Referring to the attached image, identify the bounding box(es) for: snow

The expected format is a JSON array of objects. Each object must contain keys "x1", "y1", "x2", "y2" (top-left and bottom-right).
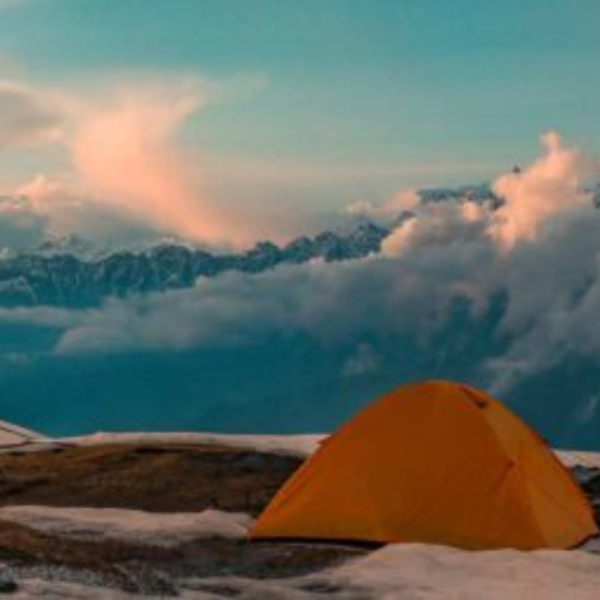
[
  {"x1": 0, "y1": 419, "x2": 49, "y2": 449},
  {"x1": 0, "y1": 506, "x2": 254, "y2": 547},
  {"x1": 555, "y1": 450, "x2": 600, "y2": 470},
  {"x1": 2, "y1": 507, "x2": 600, "y2": 598},
  {"x1": 44, "y1": 431, "x2": 600, "y2": 468},
  {"x1": 321, "y1": 544, "x2": 600, "y2": 600},
  {"x1": 0, "y1": 426, "x2": 596, "y2": 469},
  {"x1": 11, "y1": 579, "x2": 141, "y2": 600},
  {"x1": 59, "y1": 431, "x2": 325, "y2": 457},
  {"x1": 8, "y1": 546, "x2": 600, "y2": 599},
  {"x1": 179, "y1": 545, "x2": 600, "y2": 599},
  {"x1": 10, "y1": 579, "x2": 223, "y2": 599},
  {"x1": 0, "y1": 427, "x2": 596, "y2": 597}
]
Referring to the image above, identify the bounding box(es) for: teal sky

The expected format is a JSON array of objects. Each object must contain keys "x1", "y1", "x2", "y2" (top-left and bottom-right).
[{"x1": 0, "y1": 0, "x2": 599, "y2": 222}]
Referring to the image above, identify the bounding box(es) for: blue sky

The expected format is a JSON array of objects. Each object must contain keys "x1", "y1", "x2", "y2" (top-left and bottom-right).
[
  {"x1": 0, "y1": 0, "x2": 598, "y2": 240},
  {"x1": 2, "y1": 2, "x2": 600, "y2": 444}
]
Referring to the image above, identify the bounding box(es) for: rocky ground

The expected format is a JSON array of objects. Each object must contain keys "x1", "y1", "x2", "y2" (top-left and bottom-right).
[
  {"x1": 0, "y1": 443, "x2": 367, "y2": 596},
  {"x1": 0, "y1": 442, "x2": 595, "y2": 597}
]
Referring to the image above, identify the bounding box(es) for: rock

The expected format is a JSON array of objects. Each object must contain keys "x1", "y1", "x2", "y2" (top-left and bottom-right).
[{"x1": 0, "y1": 577, "x2": 17, "y2": 594}]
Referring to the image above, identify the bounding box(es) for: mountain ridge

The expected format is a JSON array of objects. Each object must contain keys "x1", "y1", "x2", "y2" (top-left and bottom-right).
[{"x1": 0, "y1": 223, "x2": 389, "y2": 306}]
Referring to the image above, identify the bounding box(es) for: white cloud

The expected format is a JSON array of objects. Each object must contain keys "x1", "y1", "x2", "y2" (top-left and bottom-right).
[
  {"x1": 344, "y1": 189, "x2": 420, "y2": 221},
  {"x1": 49, "y1": 210, "x2": 497, "y2": 356}
]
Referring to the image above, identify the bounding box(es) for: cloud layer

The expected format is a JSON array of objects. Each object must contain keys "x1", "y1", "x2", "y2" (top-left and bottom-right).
[
  {"x1": 2, "y1": 133, "x2": 591, "y2": 396},
  {"x1": 1, "y1": 123, "x2": 600, "y2": 412}
]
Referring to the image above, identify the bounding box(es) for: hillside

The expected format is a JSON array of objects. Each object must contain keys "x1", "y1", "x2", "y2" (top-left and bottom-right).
[{"x1": 0, "y1": 437, "x2": 595, "y2": 596}]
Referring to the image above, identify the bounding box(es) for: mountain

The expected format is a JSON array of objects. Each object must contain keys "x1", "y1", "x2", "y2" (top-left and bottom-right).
[
  {"x1": 0, "y1": 223, "x2": 389, "y2": 306},
  {"x1": 0, "y1": 181, "x2": 513, "y2": 307},
  {"x1": 418, "y1": 184, "x2": 503, "y2": 208},
  {"x1": 2, "y1": 183, "x2": 600, "y2": 449}
]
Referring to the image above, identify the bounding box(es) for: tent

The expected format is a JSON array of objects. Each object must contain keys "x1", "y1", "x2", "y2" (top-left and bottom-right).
[{"x1": 251, "y1": 380, "x2": 598, "y2": 550}]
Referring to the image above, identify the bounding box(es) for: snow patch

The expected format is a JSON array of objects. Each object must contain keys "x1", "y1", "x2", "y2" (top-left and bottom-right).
[
  {"x1": 51, "y1": 432, "x2": 600, "y2": 467},
  {"x1": 11, "y1": 579, "x2": 139, "y2": 599},
  {"x1": 4, "y1": 536, "x2": 600, "y2": 598},
  {"x1": 60, "y1": 431, "x2": 325, "y2": 457},
  {"x1": 0, "y1": 506, "x2": 254, "y2": 547},
  {"x1": 181, "y1": 544, "x2": 600, "y2": 599},
  {"x1": 329, "y1": 544, "x2": 600, "y2": 600},
  {"x1": 323, "y1": 544, "x2": 600, "y2": 599},
  {"x1": 555, "y1": 450, "x2": 600, "y2": 470}
]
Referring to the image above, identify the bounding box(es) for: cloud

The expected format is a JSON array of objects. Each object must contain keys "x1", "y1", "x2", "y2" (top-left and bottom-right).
[
  {"x1": 344, "y1": 189, "x2": 420, "y2": 221},
  {"x1": 486, "y1": 209, "x2": 600, "y2": 391},
  {"x1": 381, "y1": 200, "x2": 490, "y2": 264},
  {"x1": 2, "y1": 131, "x2": 600, "y2": 405},
  {"x1": 489, "y1": 132, "x2": 597, "y2": 250},
  {"x1": 0, "y1": 174, "x2": 154, "y2": 244},
  {"x1": 6, "y1": 133, "x2": 584, "y2": 400},
  {"x1": 0, "y1": 305, "x2": 78, "y2": 328},
  {"x1": 0, "y1": 76, "x2": 259, "y2": 248},
  {"x1": 342, "y1": 343, "x2": 380, "y2": 377},
  {"x1": 0, "y1": 81, "x2": 62, "y2": 151},
  {"x1": 68, "y1": 80, "x2": 248, "y2": 247},
  {"x1": 49, "y1": 208, "x2": 497, "y2": 356}
]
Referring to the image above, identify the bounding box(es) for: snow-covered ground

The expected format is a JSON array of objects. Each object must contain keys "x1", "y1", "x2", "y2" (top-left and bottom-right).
[
  {"x1": 2, "y1": 505, "x2": 600, "y2": 598},
  {"x1": 179, "y1": 546, "x2": 600, "y2": 599},
  {"x1": 0, "y1": 431, "x2": 598, "y2": 597},
  {"x1": 6, "y1": 579, "x2": 138, "y2": 600},
  {"x1": 5, "y1": 543, "x2": 600, "y2": 599},
  {"x1": 5, "y1": 429, "x2": 600, "y2": 471},
  {"x1": 326, "y1": 544, "x2": 600, "y2": 600},
  {"x1": 56, "y1": 432, "x2": 600, "y2": 468},
  {"x1": 301, "y1": 544, "x2": 600, "y2": 600},
  {"x1": 58, "y1": 431, "x2": 325, "y2": 458},
  {"x1": 556, "y1": 450, "x2": 600, "y2": 470},
  {"x1": 0, "y1": 506, "x2": 254, "y2": 547}
]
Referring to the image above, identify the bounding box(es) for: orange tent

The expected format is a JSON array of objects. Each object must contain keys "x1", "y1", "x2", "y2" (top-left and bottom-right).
[{"x1": 251, "y1": 380, "x2": 598, "y2": 549}]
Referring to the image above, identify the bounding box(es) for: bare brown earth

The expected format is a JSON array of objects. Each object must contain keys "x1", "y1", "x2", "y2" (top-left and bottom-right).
[
  {"x1": 0, "y1": 443, "x2": 302, "y2": 515},
  {"x1": 0, "y1": 444, "x2": 368, "y2": 595}
]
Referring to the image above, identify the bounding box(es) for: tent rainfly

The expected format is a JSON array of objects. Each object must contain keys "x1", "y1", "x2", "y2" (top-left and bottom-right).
[{"x1": 251, "y1": 380, "x2": 598, "y2": 550}]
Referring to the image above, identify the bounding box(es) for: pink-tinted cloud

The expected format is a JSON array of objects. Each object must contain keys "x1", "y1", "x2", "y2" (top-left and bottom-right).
[
  {"x1": 0, "y1": 76, "x2": 263, "y2": 247},
  {"x1": 489, "y1": 132, "x2": 597, "y2": 250},
  {"x1": 68, "y1": 83, "x2": 249, "y2": 247}
]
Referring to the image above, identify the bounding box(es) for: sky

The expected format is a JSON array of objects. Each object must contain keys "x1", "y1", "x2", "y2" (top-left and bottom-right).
[
  {"x1": 1, "y1": 1, "x2": 600, "y2": 443},
  {"x1": 0, "y1": 0, "x2": 599, "y2": 245}
]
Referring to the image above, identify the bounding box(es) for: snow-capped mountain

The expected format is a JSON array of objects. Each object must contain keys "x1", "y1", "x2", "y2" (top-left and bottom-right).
[
  {"x1": 34, "y1": 235, "x2": 105, "y2": 260},
  {"x1": 0, "y1": 223, "x2": 389, "y2": 306},
  {"x1": 0, "y1": 179, "x2": 584, "y2": 308},
  {"x1": 418, "y1": 184, "x2": 503, "y2": 208}
]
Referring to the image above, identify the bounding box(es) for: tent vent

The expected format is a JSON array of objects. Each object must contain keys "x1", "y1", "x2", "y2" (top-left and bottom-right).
[{"x1": 461, "y1": 385, "x2": 488, "y2": 409}]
